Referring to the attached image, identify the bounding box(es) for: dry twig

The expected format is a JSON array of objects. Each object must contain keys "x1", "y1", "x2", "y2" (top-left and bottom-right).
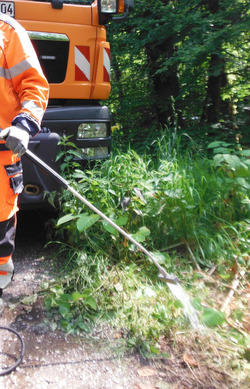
[
  {"x1": 185, "y1": 242, "x2": 201, "y2": 271},
  {"x1": 221, "y1": 271, "x2": 245, "y2": 314}
]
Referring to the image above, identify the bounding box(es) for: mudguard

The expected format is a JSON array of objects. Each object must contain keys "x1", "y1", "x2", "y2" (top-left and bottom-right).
[{"x1": 19, "y1": 131, "x2": 61, "y2": 210}]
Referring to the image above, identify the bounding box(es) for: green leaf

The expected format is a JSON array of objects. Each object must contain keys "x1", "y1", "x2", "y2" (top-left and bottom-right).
[
  {"x1": 201, "y1": 308, "x2": 225, "y2": 328},
  {"x1": 50, "y1": 297, "x2": 58, "y2": 308},
  {"x1": 72, "y1": 292, "x2": 84, "y2": 302},
  {"x1": 150, "y1": 345, "x2": 160, "y2": 354},
  {"x1": 76, "y1": 214, "x2": 100, "y2": 232},
  {"x1": 236, "y1": 166, "x2": 250, "y2": 179},
  {"x1": 81, "y1": 289, "x2": 92, "y2": 297},
  {"x1": 55, "y1": 151, "x2": 65, "y2": 161},
  {"x1": 72, "y1": 170, "x2": 87, "y2": 179},
  {"x1": 219, "y1": 273, "x2": 231, "y2": 280},
  {"x1": 50, "y1": 285, "x2": 64, "y2": 296},
  {"x1": 44, "y1": 297, "x2": 52, "y2": 311},
  {"x1": 116, "y1": 215, "x2": 128, "y2": 226},
  {"x1": 241, "y1": 199, "x2": 250, "y2": 205},
  {"x1": 84, "y1": 296, "x2": 97, "y2": 310},
  {"x1": 57, "y1": 214, "x2": 78, "y2": 226},
  {"x1": 77, "y1": 321, "x2": 90, "y2": 332},
  {"x1": 208, "y1": 141, "x2": 232, "y2": 149},
  {"x1": 131, "y1": 226, "x2": 150, "y2": 243},
  {"x1": 213, "y1": 147, "x2": 232, "y2": 154},
  {"x1": 59, "y1": 302, "x2": 71, "y2": 318},
  {"x1": 149, "y1": 251, "x2": 168, "y2": 265},
  {"x1": 102, "y1": 221, "x2": 118, "y2": 237},
  {"x1": 101, "y1": 215, "x2": 127, "y2": 237},
  {"x1": 241, "y1": 149, "x2": 250, "y2": 157},
  {"x1": 213, "y1": 154, "x2": 225, "y2": 167},
  {"x1": 223, "y1": 154, "x2": 241, "y2": 169},
  {"x1": 60, "y1": 293, "x2": 73, "y2": 303}
]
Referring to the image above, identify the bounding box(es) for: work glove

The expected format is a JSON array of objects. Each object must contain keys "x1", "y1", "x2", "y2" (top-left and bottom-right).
[{"x1": 0, "y1": 124, "x2": 30, "y2": 157}]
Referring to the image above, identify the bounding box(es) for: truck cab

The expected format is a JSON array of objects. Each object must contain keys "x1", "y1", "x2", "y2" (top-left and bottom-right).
[{"x1": 1, "y1": 0, "x2": 133, "y2": 209}]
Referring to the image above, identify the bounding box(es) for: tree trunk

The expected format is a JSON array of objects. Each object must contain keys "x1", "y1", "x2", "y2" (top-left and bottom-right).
[
  {"x1": 145, "y1": 37, "x2": 183, "y2": 128},
  {"x1": 201, "y1": 54, "x2": 227, "y2": 124},
  {"x1": 201, "y1": 0, "x2": 230, "y2": 125}
]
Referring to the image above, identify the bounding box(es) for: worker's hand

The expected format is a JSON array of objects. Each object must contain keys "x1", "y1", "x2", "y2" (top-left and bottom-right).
[{"x1": 0, "y1": 124, "x2": 30, "y2": 157}]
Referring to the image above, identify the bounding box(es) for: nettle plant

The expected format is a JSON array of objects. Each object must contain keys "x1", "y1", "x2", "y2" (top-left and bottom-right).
[{"x1": 208, "y1": 140, "x2": 250, "y2": 215}]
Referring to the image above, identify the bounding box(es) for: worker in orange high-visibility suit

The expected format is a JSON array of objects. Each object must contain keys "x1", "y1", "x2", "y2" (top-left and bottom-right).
[{"x1": 0, "y1": 12, "x2": 49, "y2": 315}]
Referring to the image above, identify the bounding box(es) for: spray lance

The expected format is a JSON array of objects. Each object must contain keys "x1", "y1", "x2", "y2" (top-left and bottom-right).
[
  {"x1": 0, "y1": 124, "x2": 177, "y2": 285},
  {"x1": 24, "y1": 149, "x2": 179, "y2": 286}
]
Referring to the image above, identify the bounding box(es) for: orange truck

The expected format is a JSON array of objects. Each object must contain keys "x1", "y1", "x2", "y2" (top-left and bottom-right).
[{"x1": 0, "y1": 0, "x2": 133, "y2": 209}]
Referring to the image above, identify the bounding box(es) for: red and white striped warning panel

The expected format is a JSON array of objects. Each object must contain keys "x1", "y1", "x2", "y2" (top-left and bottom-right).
[
  {"x1": 103, "y1": 47, "x2": 110, "y2": 82},
  {"x1": 75, "y1": 46, "x2": 90, "y2": 81}
]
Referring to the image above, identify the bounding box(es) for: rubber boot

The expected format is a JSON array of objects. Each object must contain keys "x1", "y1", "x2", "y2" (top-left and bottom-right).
[
  {"x1": 0, "y1": 288, "x2": 3, "y2": 317},
  {"x1": 0, "y1": 257, "x2": 14, "y2": 290},
  {"x1": 0, "y1": 258, "x2": 14, "y2": 317}
]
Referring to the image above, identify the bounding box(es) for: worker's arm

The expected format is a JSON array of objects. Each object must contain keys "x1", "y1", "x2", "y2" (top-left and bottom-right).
[{"x1": 4, "y1": 20, "x2": 49, "y2": 136}]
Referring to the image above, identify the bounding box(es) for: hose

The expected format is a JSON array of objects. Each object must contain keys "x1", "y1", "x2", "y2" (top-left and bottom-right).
[{"x1": 0, "y1": 326, "x2": 25, "y2": 376}]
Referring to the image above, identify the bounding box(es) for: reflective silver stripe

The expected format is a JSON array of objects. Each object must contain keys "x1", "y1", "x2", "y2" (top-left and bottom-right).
[
  {"x1": 9, "y1": 58, "x2": 34, "y2": 79},
  {"x1": 0, "y1": 56, "x2": 41, "y2": 80},
  {"x1": 22, "y1": 101, "x2": 44, "y2": 122},
  {"x1": 0, "y1": 67, "x2": 6, "y2": 78},
  {"x1": 0, "y1": 58, "x2": 32, "y2": 79}
]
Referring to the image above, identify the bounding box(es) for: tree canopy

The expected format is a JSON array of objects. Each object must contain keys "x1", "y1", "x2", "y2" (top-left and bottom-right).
[{"x1": 107, "y1": 0, "x2": 249, "y2": 150}]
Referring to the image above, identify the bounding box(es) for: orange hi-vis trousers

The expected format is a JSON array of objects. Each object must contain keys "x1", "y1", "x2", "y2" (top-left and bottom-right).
[{"x1": 0, "y1": 146, "x2": 22, "y2": 289}]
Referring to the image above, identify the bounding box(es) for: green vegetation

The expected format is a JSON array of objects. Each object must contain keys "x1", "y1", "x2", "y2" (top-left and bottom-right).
[{"x1": 43, "y1": 134, "x2": 249, "y2": 367}]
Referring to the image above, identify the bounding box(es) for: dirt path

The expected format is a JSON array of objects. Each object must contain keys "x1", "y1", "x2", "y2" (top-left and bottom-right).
[{"x1": 0, "y1": 211, "x2": 245, "y2": 388}]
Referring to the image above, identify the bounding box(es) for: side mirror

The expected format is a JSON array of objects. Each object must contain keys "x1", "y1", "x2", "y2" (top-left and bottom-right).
[{"x1": 124, "y1": 0, "x2": 134, "y2": 11}]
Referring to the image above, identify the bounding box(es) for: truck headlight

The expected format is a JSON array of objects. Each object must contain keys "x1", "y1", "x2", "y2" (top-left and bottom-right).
[
  {"x1": 77, "y1": 147, "x2": 109, "y2": 160},
  {"x1": 77, "y1": 123, "x2": 107, "y2": 139}
]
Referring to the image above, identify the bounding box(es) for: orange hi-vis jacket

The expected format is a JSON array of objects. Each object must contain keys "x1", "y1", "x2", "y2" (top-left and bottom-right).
[{"x1": 0, "y1": 12, "x2": 49, "y2": 222}]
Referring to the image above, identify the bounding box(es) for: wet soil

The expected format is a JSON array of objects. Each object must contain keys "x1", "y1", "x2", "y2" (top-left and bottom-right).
[{"x1": 0, "y1": 211, "x2": 247, "y2": 388}]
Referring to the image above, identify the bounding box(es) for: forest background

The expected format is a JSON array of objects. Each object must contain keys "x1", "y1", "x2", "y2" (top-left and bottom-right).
[{"x1": 107, "y1": 0, "x2": 249, "y2": 152}]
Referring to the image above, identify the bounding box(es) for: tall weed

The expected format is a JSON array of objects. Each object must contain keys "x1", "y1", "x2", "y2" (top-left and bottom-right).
[{"x1": 56, "y1": 136, "x2": 248, "y2": 268}]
